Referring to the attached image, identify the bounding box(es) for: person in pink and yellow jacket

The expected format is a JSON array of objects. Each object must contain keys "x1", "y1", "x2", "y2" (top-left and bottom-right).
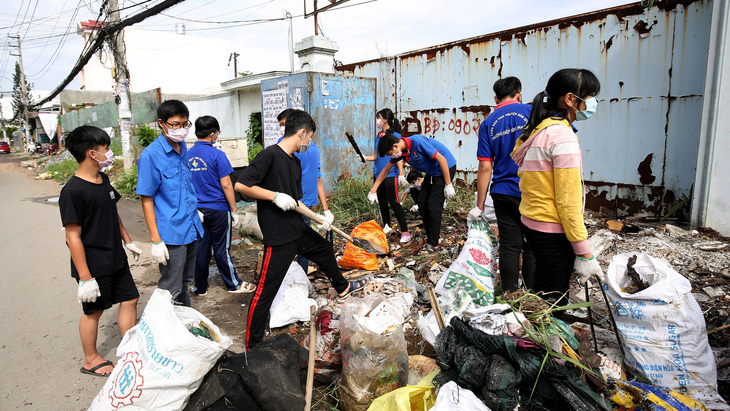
[{"x1": 511, "y1": 68, "x2": 605, "y2": 305}]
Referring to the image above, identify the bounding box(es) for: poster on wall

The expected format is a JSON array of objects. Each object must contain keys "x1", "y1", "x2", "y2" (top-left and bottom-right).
[{"x1": 262, "y1": 89, "x2": 288, "y2": 147}]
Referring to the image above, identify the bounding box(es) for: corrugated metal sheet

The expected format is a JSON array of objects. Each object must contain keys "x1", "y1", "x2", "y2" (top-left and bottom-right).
[{"x1": 337, "y1": 0, "x2": 712, "y2": 218}]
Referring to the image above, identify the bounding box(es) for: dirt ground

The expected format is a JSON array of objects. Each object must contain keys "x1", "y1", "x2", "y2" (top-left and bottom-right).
[{"x1": 3, "y1": 151, "x2": 729, "y2": 409}]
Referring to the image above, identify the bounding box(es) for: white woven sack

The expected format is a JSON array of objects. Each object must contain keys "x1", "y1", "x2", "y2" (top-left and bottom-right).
[
  {"x1": 89, "y1": 289, "x2": 231, "y2": 410},
  {"x1": 606, "y1": 252, "x2": 727, "y2": 409}
]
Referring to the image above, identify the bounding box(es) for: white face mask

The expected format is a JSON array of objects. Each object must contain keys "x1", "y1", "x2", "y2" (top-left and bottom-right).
[
  {"x1": 279, "y1": 125, "x2": 286, "y2": 138},
  {"x1": 166, "y1": 127, "x2": 188, "y2": 143},
  {"x1": 93, "y1": 149, "x2": 114, "y2": 168},
  {"x1": 376, "y1": 119, "x2": 383, "y2": 131},
  {"x1": 390, "y1": 148, "x2": 402, "y2": 159}
]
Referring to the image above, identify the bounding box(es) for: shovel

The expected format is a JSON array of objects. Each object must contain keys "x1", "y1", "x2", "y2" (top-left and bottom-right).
[{"x1": 295, "y1": 205, "x2": 387, "y2": 255}]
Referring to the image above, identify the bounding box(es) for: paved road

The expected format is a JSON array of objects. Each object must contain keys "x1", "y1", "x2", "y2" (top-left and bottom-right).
[{"x1": 0, "y1": 154, "x2": 153, "y2": 410}]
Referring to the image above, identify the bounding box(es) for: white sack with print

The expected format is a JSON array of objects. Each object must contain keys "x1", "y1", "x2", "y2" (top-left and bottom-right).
[
  {"x1": 605, "y1": 252, "x2": 727, "y2": 409},
  {"x1": 89, "y1": 289, "x2": 231, "y2": 410}
]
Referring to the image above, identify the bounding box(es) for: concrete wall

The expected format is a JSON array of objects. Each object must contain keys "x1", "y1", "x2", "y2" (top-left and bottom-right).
[
  {"x1": 179, "y1": 92, "x2": 248, "y2": 168},
  {"x1": 693, "y1": 0, "x2": 730, "y2": 235},
  {"x1": 338, "y1": 0, "x2": 713, "y2": 220}
]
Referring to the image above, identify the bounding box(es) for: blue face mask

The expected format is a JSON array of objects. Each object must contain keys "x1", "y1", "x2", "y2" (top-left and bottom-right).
[{"x1": 574, "y1": 96, "x2": 598, "y2": 121}]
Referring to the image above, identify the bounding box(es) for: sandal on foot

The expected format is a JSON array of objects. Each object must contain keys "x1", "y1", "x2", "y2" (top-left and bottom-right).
[
  {"x1": 339, "y1": 279, "x2": 367, "y2": 299},
  {"x1": 229, "y1": 281, "x2": 256, "y2": 294},
  {"x1": 80, "y1": 360, "x2": 114, "y2": 377},
  {"x1": 418, "y1": 244, "x2": 438, "y2": 255}
]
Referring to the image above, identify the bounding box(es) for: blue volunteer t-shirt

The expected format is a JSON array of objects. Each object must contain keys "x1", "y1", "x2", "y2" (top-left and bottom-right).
[
  {"x1": 276, "y1": 137, "x2": 321, "y2": 207},
  {"x1": 187, "y1": 141, "x2": 234, "y2": 211},
  {"x1": 373, "y1": 131, "x2": 401, "y2": 178},
  {"x1": 391, "y1": 134, "x2": 456, "y2": 176},
  {"x1": 476, "y1": 101, "x2": 531, "y2": 197}
]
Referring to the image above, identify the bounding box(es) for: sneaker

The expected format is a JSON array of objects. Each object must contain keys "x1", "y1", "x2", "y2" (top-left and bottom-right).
[
  {"x1": 383, "y1": 224, "x2": 393, "y2": 235},
  {"x1": 400, "y1": 232, "x2": 412, "y2": 243},
  {"x1": 191, "y1": 287, "x2": 207, "y2": 296}
]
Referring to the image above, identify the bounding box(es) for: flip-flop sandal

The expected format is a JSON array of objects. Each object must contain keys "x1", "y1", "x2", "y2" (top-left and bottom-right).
[
  {"x1": 228, "y1": 281, "x2": 256, "y2": 294},
  {"x1": 80, "y1": 360, "x2": 114, "y2": 377},
  {"x1": 338, "y1": 279, "x2": 367, "y2": 299},
  {"x1": 417, "y1": 244, "x2": 438, "y2": 255}
]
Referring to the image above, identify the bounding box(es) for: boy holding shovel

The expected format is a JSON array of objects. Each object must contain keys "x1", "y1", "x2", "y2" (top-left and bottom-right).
[{"x1": 235, "y1": 109, "x2": 365, "y2": 350}]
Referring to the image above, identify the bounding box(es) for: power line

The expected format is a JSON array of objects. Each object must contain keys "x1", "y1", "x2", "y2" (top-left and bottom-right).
[
  {"x1": 26, "y1": 0, "x2": 85, "y2": 78},
  {"x1": 32, "y1": 0, "x2": 186, "y2": 108},
  {"x1": 21, "y1": 0, "x2": 40, "y2": 41}
]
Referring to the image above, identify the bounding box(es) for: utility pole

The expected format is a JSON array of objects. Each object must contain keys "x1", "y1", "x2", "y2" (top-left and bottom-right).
[
  {"x1": 228, "y1": 52, "x2": 240, "y2": 78},
  {"x1": 108, "y1": 0, "x2": 134, "y2": 170},
  {"x1": 9, "y1": 35, "x2": 30, "y2": 147},
  {"x1": 0, "y1": 96, "x2": 7, "y2": 143}
]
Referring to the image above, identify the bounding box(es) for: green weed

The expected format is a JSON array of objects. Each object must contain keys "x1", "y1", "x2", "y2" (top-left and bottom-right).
[
  {"x1": 110, "y1": 138, "x2": 122, "y2": 155},
  {"x1": 46, "y1": 159, "x2": 78, "y2": 182},
  {"x1": 137, "y1": 124, "x2": 158, "y2": 147},
  {"x1": 327, "y1": 174, "x2": 379, "y2": 226},
  {"x1": 115, "y1": 165, "x2": 140, "y2": 199}
]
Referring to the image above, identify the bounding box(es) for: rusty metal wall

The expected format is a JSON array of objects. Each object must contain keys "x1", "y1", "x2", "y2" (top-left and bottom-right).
[
  {"x1": 337, "y1": 0, "x2": 712, "y2": 218},
  {"x1": 261, "y1": 73, "x2": 376, "y2": 194}
]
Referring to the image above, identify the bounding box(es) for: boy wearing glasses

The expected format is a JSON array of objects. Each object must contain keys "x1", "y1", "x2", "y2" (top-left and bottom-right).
[
  {"x1": 187, "y1": 115, "x2": 254, "y2": 295},
  {"x1": 136, "y1": 99, "x2": 203, "y2": 306}
]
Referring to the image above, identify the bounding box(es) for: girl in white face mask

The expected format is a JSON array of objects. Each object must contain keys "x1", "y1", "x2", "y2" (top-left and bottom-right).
[
  {"x1": 363, "y1": 108, "x2": 411, "y2": 243},
  {"x1": 510, "y1": 68, "x2": 603, "y2": 306}
]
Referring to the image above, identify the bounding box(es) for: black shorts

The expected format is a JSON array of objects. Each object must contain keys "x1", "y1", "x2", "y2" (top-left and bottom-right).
[{"x1": 78, "y1": 263, "x2": 139, "y2": 315}]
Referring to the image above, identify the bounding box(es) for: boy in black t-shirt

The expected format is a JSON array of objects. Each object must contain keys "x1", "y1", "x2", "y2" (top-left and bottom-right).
[
  {"x1": 235, "y1": 110, "x2": 365, "y2": 350},
  {"x1": 59, "y1": 125, "x2": 142, "y2": 377}
]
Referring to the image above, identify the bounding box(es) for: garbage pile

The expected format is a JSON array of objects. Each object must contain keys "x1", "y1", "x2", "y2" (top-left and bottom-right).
[{"x1": 188, "y1": 199, "x2": 730, "y2": 410}]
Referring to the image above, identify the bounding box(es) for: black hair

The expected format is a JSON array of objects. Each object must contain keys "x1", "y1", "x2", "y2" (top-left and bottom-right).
[
  {"x1": 283, "y1": 110, "x2": 316, "y2": 137},
  {"x1": 521, "y1": 68, "x2": 600, "y2": 141},
  {"x1": 157, "y1": 99, "x2": 189, "y2": 122},
  {"x1": 277, "y1": 108, "x2": 296, "y2": 122},
  {"x1": 377, "y1": 133, "x2": 401, "y2": 157},
  {"x1": 65, "y1": 125, "x2": 111, "y2": 163},
  {"x1": 194, "y1": 115, "x2": 220, "y2": 139},
  {"x1": 376, "y1": 108, "x2": 402, "y2": 135},
  {"x1": 406, "y1": 169, "x2": 423, "y2": 183},
  {"x1": 493, "y1": 76, "x2": 522, "y2": 101}
]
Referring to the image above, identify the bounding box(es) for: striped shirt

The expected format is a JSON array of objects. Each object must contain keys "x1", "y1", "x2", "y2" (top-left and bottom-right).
[{"x1": 511, "y1": 117, "x2": 589, "y2": 255}]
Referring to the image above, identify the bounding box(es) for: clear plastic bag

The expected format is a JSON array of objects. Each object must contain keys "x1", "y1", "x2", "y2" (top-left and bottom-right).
[{"x1": 339, "y1": 294, "x2": 409, "y2": 411}]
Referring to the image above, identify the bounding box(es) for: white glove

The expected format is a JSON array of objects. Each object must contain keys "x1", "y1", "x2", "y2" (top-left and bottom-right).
[
  {"x1": 273, "y1": 192, "x2": 297, "y2": 211},
  {"x1": 78, "y1": 278, "x2": 101, "y2": 303},
  {"x1": 198, "y1": 210, "x2": 204, "y2": 223},
  {"x1": 323, "y1": 209, "x2": 335, "y2": 224},
  {"x1": 398, "y1": 175, "x2": 408, "y2": 187},
  {"x1": 231, "y1": 213, "x2": 241, "y2": 227},
  {"x1": 410, "y1": 205, "x2": 419, "y2": 212},
  {"x1": 367, "y1": 191, "x2": 378, "y2": 204},
  {"x1": 467, "y1": 207, "x2": 483, "y2": 225},
  {"x1": 444, "y1": 184, "x2": 456, "y2": 199},
  {"x1": 315, "y1": 214, "x2": 331, "y2": 231},
  {"x1": 574, "y1": 256, "x2": 605, "y2": 286},
  {"x1": 123, "y1": 241, "x2": 142, "y2": 261},
  {"x1": 151, "y1": 241, "x2": 170, "y2": 266}
]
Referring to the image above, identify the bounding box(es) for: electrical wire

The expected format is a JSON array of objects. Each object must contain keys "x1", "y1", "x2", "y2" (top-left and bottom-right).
[
  {"x1": 26, "y1": 0, "x2": 85, "y2": 78},
  {"x1": 24, "y1": 0, "x2": 69, "y2": 68},
  {"x1": 21, "y1": 0, "x2": 40, "y2": 41}
]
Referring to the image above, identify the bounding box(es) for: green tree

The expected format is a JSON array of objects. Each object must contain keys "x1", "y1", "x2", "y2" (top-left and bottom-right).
[{"x1": 11, "y1": 62, "x2": 33, "y2": 122}]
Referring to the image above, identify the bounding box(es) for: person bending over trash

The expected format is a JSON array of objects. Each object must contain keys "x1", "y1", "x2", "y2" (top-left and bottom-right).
[
  {"x1": 511, "y1": 68, "x2": 605, "y2": 305},
  {"x1": 136, "y1": 99, "x2": 203, "y2": 307},
  {"x1": 369, "y1": 133, "x2": 457, "y2": 254},
  {"x1": 188, "y1": 115, "x2": 256, "y2": 295},
  {"x1": 400, "y1": 169, "x2": 424, "y2": 212},
  {"x1": 235, "y1": 109, "x2": 365, "y2": 350},
  {"x1": 276, "y1": 108, "x2": 335, "y2": 274},
  {"x1": 59, "y1": 125, "x2": 141, "y2": 377}
]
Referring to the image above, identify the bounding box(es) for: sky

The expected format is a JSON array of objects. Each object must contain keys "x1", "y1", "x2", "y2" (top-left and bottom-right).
[{"x1": 0, "y1": 0, "x2": 630, "y2": 93}]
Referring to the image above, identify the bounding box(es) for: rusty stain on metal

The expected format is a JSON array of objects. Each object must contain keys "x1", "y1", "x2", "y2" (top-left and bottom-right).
[
  {"x1": 638, "y1": 154, "x2": 657, "y2": 185},
  {"x1": 633, "y1": 20, "x2": 656, "y2": 37},
  {"x1": 604, "y1": 34, "x2": 616, "y2": 51}
]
